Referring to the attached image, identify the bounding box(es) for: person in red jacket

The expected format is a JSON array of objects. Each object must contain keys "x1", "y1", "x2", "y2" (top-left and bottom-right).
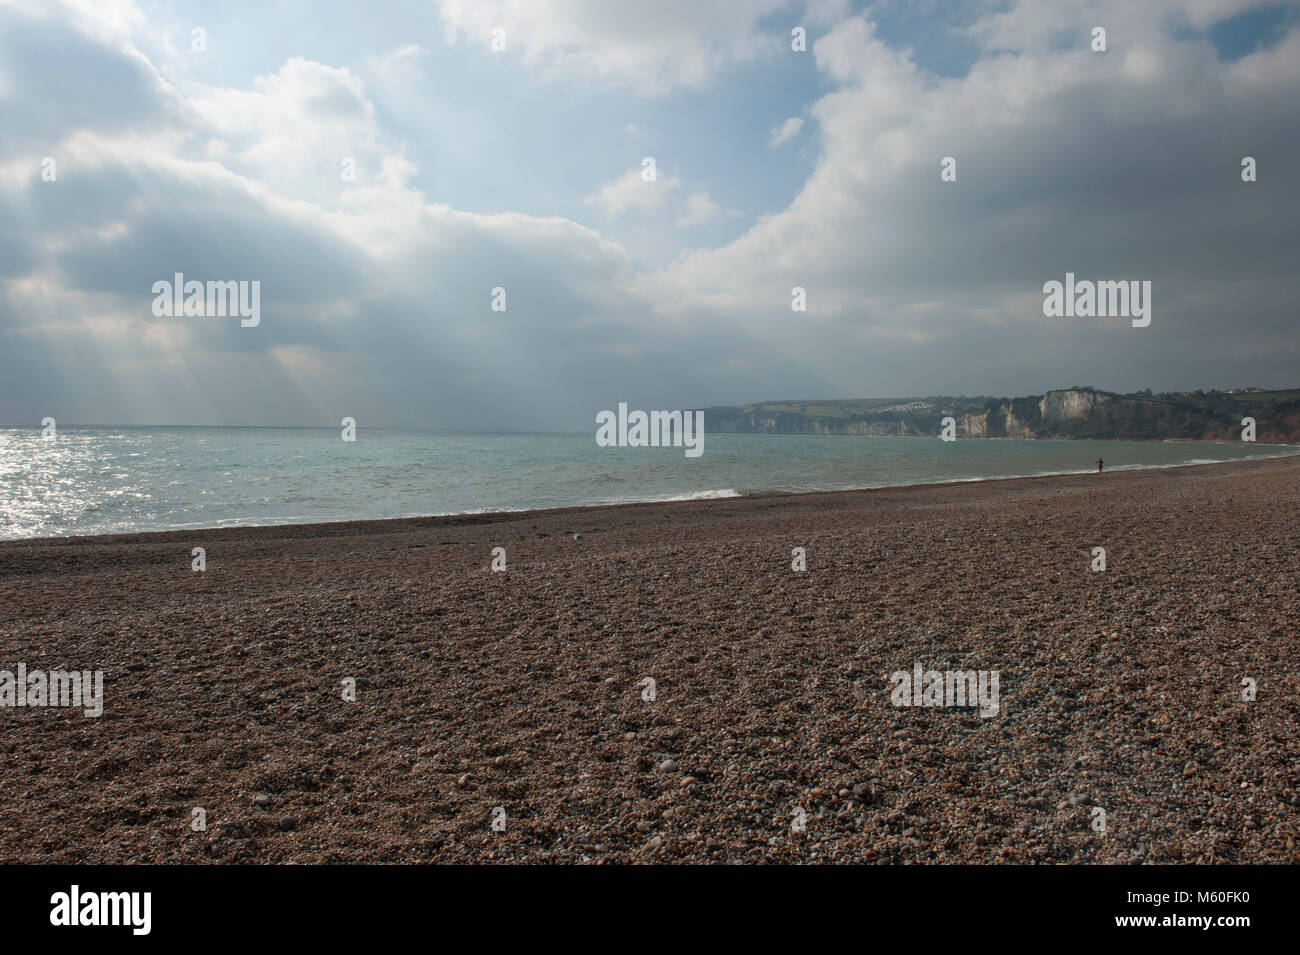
[{"x1": 1097, "y1": 458, "x2": 1104, "y2": 472}]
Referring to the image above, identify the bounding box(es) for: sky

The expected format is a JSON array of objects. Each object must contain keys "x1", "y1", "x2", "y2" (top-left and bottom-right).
[{"x1": 0, "y1": 0, "x2": 1297, "y2": 429}]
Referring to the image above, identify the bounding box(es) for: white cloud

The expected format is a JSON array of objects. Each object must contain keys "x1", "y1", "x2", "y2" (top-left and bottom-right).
[
  {"x1": 674, "y1": 191, "x2": 726, "y2": 228},
  {"x1": 584, "y1": 167, "x2": 680, "y2": 217},
  {"x1": 365, "y1": 43, "x2": 429, "y2": 80},
  {"x1": 186, "y1": 58, "x2": 391, "y2": 203},
  {"x1": 435, "y1": 0, "x2": 790, "y2": 90},
  {"x1": 964, "y1": 0, "x2": 1259, "y2": 54},
  {"x1": 768, "y1": 116, "x2": 804, "y2": 147}
]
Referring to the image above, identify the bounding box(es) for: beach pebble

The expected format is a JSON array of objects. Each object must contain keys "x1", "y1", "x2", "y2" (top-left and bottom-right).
[{"x1": 11, "y1": 454, "x2": 1295, "y2": 866}]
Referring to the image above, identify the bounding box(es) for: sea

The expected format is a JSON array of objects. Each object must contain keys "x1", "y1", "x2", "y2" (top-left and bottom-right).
[{"x1": 1, "y1": 426, "x2": 1296, "y2": 540}]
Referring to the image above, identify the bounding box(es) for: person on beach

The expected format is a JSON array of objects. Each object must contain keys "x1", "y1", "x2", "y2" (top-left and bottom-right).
[{"x1": 1097, "y1": 458, "x2": 1104, "y2": 472}]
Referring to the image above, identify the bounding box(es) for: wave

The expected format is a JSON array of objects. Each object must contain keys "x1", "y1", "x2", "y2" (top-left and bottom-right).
[
  {"x1": 665, "y1": 488, "x2": 742, "y2": 501},
  {"x1": 596, "y1": 488, "x2": 743, "y2": 505}
]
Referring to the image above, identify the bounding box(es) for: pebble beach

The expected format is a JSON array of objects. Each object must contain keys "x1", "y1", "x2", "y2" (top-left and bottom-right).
[{"x1": 1, "y1": 455, "x2": 1297, "y2": 864}]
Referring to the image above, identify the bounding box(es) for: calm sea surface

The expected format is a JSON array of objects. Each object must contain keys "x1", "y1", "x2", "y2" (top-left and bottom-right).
[{"x1": 1, "y1": 427, "x2": 1295, "y2": 540}]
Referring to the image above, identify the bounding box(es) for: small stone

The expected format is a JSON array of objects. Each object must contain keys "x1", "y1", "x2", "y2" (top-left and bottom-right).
[
  {"x1": 253, "y1": 794, "x2": 271, "y2": 808},
  {"x1": 647, "y1": 835, "x2": 662, "y2": 850},
  {"x1": 279, "y1": 816, "x2": 296, "y2": 832},
  {"x1": 457, "y1": 773, "x2": 471, "y2": 787},
  {"x1": 493, "y1": 756, "x2": 507, "y2": 767},
  {"x1": 658, "y1": 759, "x2": 677, "y2": 773}
]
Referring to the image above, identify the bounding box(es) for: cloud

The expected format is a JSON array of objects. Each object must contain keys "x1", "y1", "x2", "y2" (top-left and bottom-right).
[
  {"x1": 964, "y1": 0, "x2": 1260, "y2": 54},
  {"x1": 675, "y1": 192, "x2": 724, "y2": 228},
  {"x1": 364, "y1": 43, "x2": 429, "y2": 82},
  {"x1": 0, "y1": 0, "x2": 194, "y2": 165},
  {"x1": 3, "y1": 0, "x2": 1299, "y2": 431},
  {"x1": 586, "y1": 170, "x2": 734, "y2": 233},
  {"x1": 0, "y1": 1, "x2": 667, "y2": 427},
  {"x1": 633, "y1": 5, "x2": 1300, "y2": 397},
  {"x1": 675, "y1": 192, "x2": 731, "y2": 228},
  {"x1": 768, "y1": 116, "x2": 805, "y2": 147},
  {"x1": 584, "y1": 167, "x2": 681, "y2": 217},
  {"x1": 435, "y1": 0, "x2": 790, "y2": 90},
  {"x1": 186, "y1": 58, "x2": 385, "y2": 202}
]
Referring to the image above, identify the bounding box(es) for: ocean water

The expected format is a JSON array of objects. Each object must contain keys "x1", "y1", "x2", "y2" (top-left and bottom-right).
[{"x1": 1, "y1": 426, "x2": 1296, "y2": 540}]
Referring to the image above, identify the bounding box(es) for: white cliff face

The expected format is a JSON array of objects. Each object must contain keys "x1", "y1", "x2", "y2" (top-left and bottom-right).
[
  {"x1": 959, "y1": 411, "x2": 988, "y2": 437},
  {"x1": 1040, "y1": 389, "x2": 1108, "y2": 422},
  {"x1": 1004, "y1": 407, "x2": 1035, "y2": 439},
  {"x1": 960, "y1": 406, "x2": 1034, "y2": 438}
]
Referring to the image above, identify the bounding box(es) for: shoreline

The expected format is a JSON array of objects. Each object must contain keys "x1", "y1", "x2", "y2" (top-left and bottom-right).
[{"x1": 4, "y1": 447, "x2": 1299, "y2": 546}]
